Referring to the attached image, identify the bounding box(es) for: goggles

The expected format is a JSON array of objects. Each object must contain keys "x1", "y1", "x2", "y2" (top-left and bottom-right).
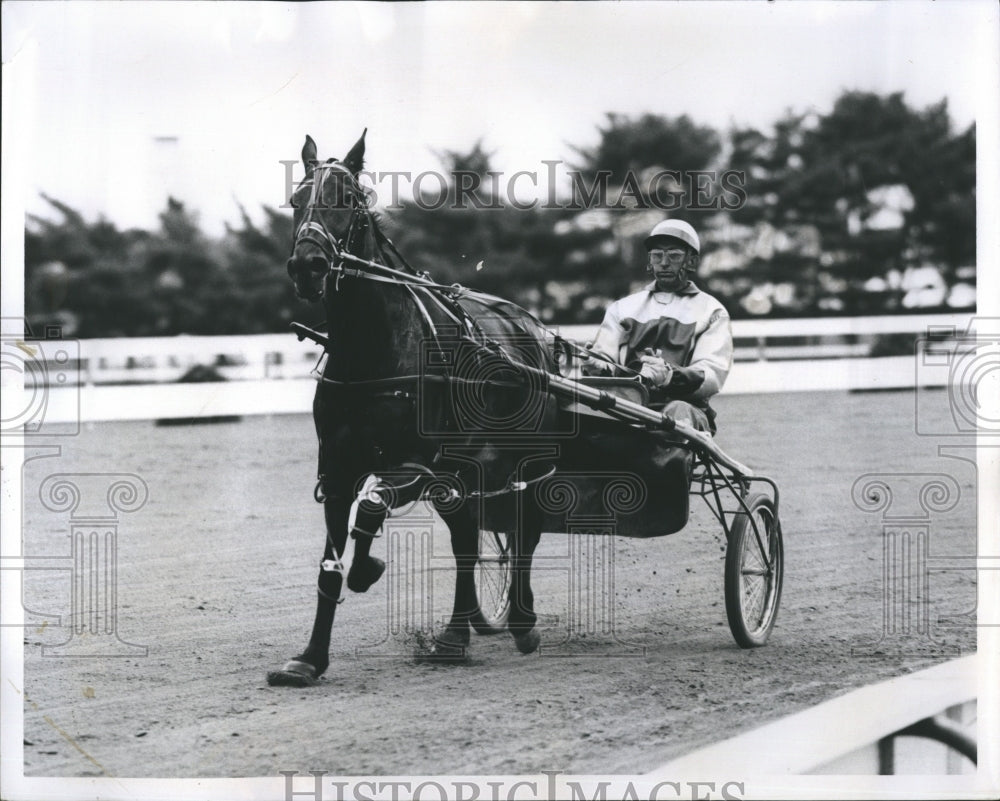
[{"x1": 648, "y1": 248, "x2": 687, "y2": 266}]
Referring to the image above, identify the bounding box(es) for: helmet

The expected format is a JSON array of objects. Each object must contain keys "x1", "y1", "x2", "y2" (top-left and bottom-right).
[{"x1": 644, "y1": 219, "x2": 700, "y2": 254}]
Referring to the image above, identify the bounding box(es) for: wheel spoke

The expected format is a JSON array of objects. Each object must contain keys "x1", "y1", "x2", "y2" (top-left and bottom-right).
[
  {"x1": 726, "y1": 497, "x2": 781, "y2": 644},
  {"x1": 477, "y1": 569, "x2": 502, "y2": 601},
  {"x1": 473, "y1": 531, "x2": 512, "y2": 633},
  {"x1": 740, "y1": 506, "x2": 774, "y2": 633},
  {"x1": 742, "y1": 577, "x2": 766, "y2": 626}
]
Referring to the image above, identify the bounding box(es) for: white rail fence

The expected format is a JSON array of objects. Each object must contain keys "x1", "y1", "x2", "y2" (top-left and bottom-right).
[
  {"x1": 645, "y1": 655, "x2": 978, "y2": 777},
  {"x1": 11, "y1": 313, "x2": 977, "y2": 423}
]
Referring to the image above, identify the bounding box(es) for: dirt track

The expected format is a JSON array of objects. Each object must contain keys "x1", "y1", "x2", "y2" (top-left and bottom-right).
[{"x1": 19, "y1": 389, "x2": 977, "y2": 777}]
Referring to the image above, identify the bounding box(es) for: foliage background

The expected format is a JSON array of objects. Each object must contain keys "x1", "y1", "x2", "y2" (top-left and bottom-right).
[{"x1": 24, "y1": 91, "x2": 975, "y2": 338}]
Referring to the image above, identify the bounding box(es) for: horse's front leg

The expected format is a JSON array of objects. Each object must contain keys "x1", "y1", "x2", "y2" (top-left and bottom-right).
[
  {"x1": 267, "y1": 494, "x2": 351, "y2": 686},
  {"x1": 344, "y1": 475, "x2": 389, "y2": 593},
  {"x1": 509, "y1": 509, "x2": 542, "y2": 655}
]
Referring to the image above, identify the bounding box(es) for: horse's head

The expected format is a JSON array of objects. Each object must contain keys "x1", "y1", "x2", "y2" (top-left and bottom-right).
[{"x1": 286, "y1": 131, "x2": 368, "y2": 301}]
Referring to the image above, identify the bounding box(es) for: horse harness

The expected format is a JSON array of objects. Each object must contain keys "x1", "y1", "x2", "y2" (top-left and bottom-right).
[{"x1": 293, "y1": 160, "x2": 558, "y2": 501}]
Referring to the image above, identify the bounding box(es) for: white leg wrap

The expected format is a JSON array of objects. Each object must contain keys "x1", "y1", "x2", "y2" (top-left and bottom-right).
[{"x1": 348, "y1": 473, "x2": 388, "y2": 537}]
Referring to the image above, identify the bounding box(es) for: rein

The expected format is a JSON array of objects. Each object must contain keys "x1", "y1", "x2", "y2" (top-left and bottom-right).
[{"x1": 322, "y1": 249, "x2": 632, "y2": 379}]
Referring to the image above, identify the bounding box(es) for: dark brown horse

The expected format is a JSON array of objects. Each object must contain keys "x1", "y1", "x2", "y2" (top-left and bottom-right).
[{"x1": 267, "y1": 132, "x2": 563, "y2": 685}]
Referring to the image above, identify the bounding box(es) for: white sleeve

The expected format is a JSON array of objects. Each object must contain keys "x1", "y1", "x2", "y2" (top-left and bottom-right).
[
  {"x1": 688, "y1": 307, "x2": 733, "y2": 400},
  {"x1": 589, "y1": 302, "x2": 625, "y2": 365}
]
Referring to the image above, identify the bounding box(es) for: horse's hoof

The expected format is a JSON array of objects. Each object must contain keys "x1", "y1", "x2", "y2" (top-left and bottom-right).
[
  {"x1": 347, "y1": 556, "x2": 386, "y2": 593},
  {"x1": 428, "y1": 641, "x2": 469, "y2": 664},
  {"x1": 266, "y1": 659, "x2": 320, "y2": 687},
  {"x1": 437, "y1": 627, "x2": 470, "y2": 650},
  {"x1": 512, "y1": 629, "x2": 541, "y2": 655}
]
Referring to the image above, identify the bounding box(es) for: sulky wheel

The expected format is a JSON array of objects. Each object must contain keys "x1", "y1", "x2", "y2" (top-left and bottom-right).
[
  {"x1": 724, "y1": 492, "x2": 783, "y2": 647},
  {"x1": 470, "y1": 530, "x2": 511, "y2": 635}
]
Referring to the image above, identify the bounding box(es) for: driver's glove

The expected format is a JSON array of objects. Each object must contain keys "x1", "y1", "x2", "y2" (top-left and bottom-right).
[
  {"x1": 580, "y1": 346, "x2": 615, "y2": 377},
  {"x1": 638, "y1": 353, "x2": 673, "y2": 388}
]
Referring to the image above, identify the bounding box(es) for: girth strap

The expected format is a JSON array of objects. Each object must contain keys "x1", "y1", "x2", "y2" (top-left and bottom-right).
[{"x1": 317, "y1": 372, "x2": 535, "y2": 391}]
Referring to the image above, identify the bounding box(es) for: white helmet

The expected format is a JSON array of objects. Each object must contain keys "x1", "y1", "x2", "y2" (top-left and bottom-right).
[{"x1": 644, "y1": 219, "x2": 700, "y2": 254}]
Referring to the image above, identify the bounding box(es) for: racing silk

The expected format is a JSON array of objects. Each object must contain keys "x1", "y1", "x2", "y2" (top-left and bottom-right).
[{"x1": 590, "y1": 280, "x2": 733, "y2": 402}]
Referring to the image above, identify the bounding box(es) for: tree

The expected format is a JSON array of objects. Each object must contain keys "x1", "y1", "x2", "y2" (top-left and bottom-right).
[
  {"x1": 25, "y1": 196, "x2": 156, "y2": 336},
  {"x1": 23, "y1": 94, "x2": 974, "y2": 337},
  {"x1": 720, "y1": 92, "x2": 976, "y2": 315},
  {"x1": 571, "y1": 112, "x2": 722, "y2": 178},
  {"x1": 386, "y1": 143, "x2": 565, "y2": 317},
  {"x1": 222, "y1": 205, "x2": 313, "y2": 334},
  {"x1": 24, "y1": 196, "x2": 307, "y2": 337}
]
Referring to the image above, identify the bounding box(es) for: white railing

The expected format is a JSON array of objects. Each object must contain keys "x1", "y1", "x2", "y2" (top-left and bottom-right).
[
  {"x1": 644, "y1": 655, "x2": 978, "y2": 777},
  {"x1": 66, "y1": 332, "x2": 326, "y2": 385},
  {"x1": 17, "y1": 313, "x2": 975, "y2": 423},
  {"x1": 32, "y1": 313, "x2": 974, "y2": 386}
]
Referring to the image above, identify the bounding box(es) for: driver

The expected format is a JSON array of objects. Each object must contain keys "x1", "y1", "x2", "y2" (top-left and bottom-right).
[{"x1": 583, "y1": 219, "x2": 733, "y2": 433}]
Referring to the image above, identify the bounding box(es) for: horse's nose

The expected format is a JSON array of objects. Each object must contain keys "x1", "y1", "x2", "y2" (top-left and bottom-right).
[
  {"x1": 287, "y1": 255, "x2": 328, "y2": 277},
  {"x1": 287, "y1": 255, "x2": 328, "y2": 301}
]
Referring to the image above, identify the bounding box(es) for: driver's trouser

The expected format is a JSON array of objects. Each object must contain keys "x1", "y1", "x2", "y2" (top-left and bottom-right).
[{"x1": 660, "y1": 399, "x2": 711, "y2": 433}]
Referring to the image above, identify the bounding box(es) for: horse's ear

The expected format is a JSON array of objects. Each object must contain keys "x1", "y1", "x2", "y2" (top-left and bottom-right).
[
  {"x1": 302, "y1": 135, "x2": 318, "y2": 175},
  {"x1": 343, "y1": 129, "x2": 367, "y2": 174}
]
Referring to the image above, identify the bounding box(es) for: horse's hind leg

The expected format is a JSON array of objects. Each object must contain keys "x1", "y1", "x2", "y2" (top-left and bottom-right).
[
  {"x1": 509, "y1": 514, "x2": 542, "y2": 655},
  {"x1": 429, "y1": 505, "x2": 479, "y2": 660},
  {"x1": 266, "y1": 495, "x2": 351, "y2": 686}
]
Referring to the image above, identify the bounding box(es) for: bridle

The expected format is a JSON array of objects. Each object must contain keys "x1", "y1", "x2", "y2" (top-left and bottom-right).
[
  {"x1": 289, "y1": 159, "x2": 506, "y2": 346},
  {"x1": 291, "y1": 160, "x2": 481, "y2": 294},
  {"x1": 288, "y1": 160, "x2": 381, "y2": 284}
]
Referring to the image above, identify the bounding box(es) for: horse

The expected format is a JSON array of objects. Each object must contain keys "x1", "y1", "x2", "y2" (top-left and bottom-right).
[{"x1": 267, "y1": 132, "x2": 564, "y2": 686}]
